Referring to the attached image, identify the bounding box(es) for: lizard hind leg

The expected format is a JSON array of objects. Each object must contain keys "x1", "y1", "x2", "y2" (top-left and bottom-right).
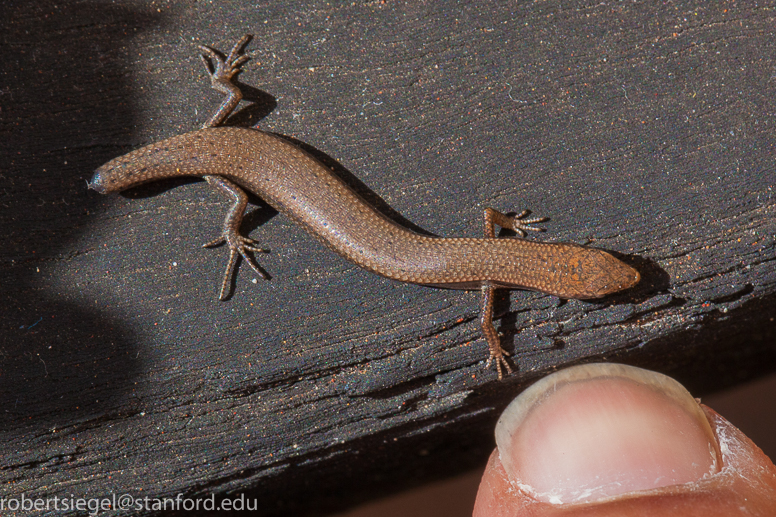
[
  {"x1": 202, "y1": 176, "x2": 270, "y2": 301},
  {"x1": 195, "y1": 36, "x2": 267, "y2": 300},
  {"x1": 198, "y1": 34, "x2": 254, "y2": 128}
]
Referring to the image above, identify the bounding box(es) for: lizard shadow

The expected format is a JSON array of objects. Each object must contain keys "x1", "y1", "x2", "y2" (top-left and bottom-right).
[
  {"x1": 118, "y1": 95, "x2": 441, "y2": 300},
  {"x1": 121, "y1": 97, "x2": 438, "y2": 239}
]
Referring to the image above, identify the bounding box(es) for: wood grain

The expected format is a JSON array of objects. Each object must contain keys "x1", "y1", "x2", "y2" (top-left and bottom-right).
[{"x1": 1, "y1": 1, "x2": 774, "y2": 515}]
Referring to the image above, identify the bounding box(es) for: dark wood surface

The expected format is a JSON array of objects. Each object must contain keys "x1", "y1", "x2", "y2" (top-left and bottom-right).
[{"x1": 1, "y1": 1, "x2": 775, "y2": 515}]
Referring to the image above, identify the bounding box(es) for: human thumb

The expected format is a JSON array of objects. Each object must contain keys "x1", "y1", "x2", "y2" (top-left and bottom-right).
[{"x1": 474, "y1": 363, "x2": 776, "y2": 516}]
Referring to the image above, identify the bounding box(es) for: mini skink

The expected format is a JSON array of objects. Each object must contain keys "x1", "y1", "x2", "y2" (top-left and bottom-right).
[{"x1": 90, "y1": 35, "x2": 640, "y2": 379}]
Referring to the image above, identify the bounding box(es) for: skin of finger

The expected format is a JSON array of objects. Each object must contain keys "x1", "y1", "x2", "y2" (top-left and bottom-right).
[{"x1": 473, "y1": 406, "x2": 776, "y2": 517}]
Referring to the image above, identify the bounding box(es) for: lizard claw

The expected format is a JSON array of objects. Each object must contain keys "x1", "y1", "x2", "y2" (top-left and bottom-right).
[
  {"x1": 198, "y1": 34, "x2": 252, "y2": 83},
  {"x1": 485, "y1": 347, "x2": 513, "y2": 380},
  {"x1": 197, "y1": 35, "x2": 253, "y2": 128},
  {"x1": 204, "y1": 230, "x2": 269, "y2": 300},
  {"x1": 509, "y1": 209, "x2": 547, "y2": 237}
]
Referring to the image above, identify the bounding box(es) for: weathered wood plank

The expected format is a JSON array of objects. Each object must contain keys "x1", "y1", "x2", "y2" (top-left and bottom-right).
[{"x1": 1, "y1": 1, "x2": 774, "y2": 515}]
